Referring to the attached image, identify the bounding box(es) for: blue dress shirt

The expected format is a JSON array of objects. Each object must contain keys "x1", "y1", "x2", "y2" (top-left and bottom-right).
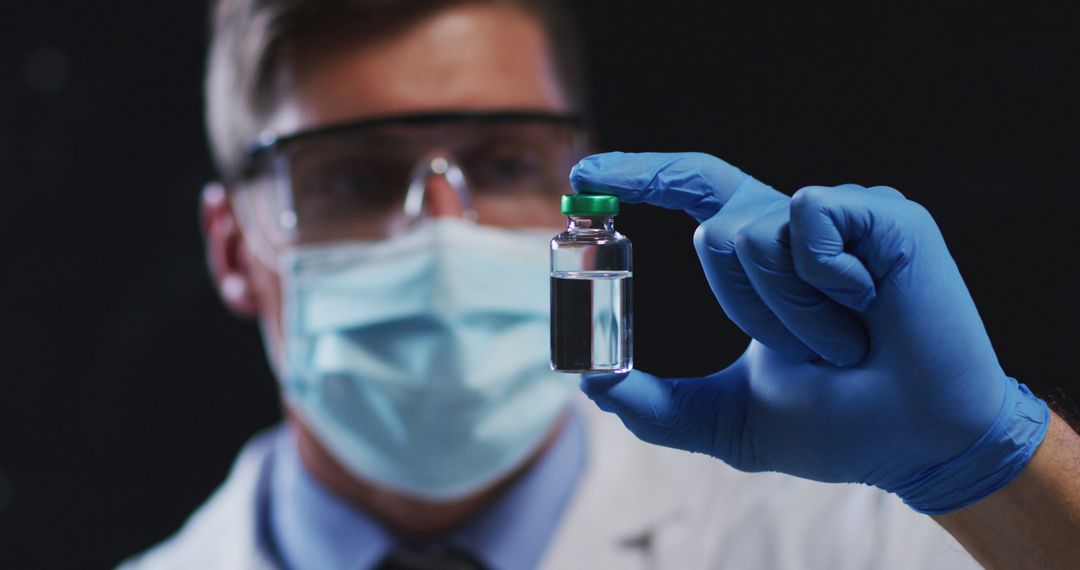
[{"x1": 263, "y1": 409, "x2": 587, "y2": 570}]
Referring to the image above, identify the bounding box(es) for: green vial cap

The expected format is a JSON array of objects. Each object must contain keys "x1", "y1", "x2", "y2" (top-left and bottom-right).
[{"x1": 561, "y1": 193, "x2": 620, "y2": 216}]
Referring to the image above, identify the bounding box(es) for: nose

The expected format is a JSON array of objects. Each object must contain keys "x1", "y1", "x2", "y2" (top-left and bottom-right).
[
  {"x1": 424, "y1": 170, "x2": 466, "y2": 219},
  {"x1": 404, "y1": 156, "x2": 476, "y2": 221}
]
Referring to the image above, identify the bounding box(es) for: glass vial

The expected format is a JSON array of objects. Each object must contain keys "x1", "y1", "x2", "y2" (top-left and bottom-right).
[{"x1": 550, "y1": 194, "x2": 633, "y2": 373}]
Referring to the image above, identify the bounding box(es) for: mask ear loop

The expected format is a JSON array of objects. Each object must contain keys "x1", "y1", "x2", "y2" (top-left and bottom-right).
[{"x1": 402, "y1": 154, "x2": 480, "y2": 224}]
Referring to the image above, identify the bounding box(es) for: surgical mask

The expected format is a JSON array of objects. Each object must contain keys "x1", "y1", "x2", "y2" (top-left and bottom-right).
[{"x1": 278, "y1": 218, "x2": 575, "y2": 500}]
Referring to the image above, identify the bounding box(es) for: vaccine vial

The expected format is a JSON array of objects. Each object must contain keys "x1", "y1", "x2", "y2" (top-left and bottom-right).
[{"x1": 550, "y1": 194, "x2": 632, "y2": 373}]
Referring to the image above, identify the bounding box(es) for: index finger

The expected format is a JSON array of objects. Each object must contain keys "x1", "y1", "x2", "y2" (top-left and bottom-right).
[{"x1": 568, "y1": 152, "x2": 755, "y2": 222}]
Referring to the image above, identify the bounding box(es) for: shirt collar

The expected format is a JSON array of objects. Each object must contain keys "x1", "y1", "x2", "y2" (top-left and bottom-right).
[{"x1": 266, "y1": 408, "x2": 587, "y2": 570}]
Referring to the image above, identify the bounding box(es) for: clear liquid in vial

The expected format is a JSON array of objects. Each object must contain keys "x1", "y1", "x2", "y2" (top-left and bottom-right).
[{"x1": 550, "y1": 270, "x2": 632, "y2": 373}]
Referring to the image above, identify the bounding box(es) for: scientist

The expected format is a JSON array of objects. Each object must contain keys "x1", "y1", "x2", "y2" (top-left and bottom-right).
[{"x1": 122, "y1": 0, "x2": 1078, "y2": 568}]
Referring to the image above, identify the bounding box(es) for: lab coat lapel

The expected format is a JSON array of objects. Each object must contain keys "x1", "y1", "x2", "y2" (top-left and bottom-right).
[{"x1": 540, "y1": 393, "x2": 719, "y2": 570}]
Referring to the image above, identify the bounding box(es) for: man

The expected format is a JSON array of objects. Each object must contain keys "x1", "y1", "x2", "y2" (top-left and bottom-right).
[{"x1": 123, "y1": 0, "x2": 1077, "y2": 568}]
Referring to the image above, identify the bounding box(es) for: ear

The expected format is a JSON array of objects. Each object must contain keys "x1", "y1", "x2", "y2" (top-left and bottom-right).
[{"x1": 202, "y1": 182, "x2": 259, "y2": 317}]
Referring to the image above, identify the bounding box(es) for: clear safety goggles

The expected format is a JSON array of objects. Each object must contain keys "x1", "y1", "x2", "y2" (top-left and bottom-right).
[{"x1": 229, "y1": 110, "x2": 588, "y2": 260}]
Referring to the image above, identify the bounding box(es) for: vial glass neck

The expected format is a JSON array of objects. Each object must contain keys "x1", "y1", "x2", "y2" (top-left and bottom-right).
[{"x1": 567, "y1": 216, "x2": 615, "y2": 233}]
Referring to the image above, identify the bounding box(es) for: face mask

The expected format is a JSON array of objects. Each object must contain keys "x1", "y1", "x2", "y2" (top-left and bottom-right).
[{"x1": 278, "y1": 219, "x2": 575, "y2": 500}]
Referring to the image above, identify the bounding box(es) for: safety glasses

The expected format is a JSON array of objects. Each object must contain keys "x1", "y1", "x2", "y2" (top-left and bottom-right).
[{"x1": 229, "y1": 110, "x2": 588, "y2": 258}]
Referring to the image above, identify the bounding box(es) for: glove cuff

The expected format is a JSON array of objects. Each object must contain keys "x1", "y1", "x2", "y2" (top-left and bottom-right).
[{"x1": 896, "y1": 377, "x2": 1050, "y2": 515}]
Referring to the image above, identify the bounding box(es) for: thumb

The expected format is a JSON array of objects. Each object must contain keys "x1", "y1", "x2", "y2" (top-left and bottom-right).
[{"x1": 579, "y1": 368, "x2": 748, "y2": 458}]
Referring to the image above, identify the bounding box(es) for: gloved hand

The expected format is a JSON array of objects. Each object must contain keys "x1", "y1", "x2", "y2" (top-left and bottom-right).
[{"x1": 571, "y1": 152, "x2": 1049, "y2": 514}]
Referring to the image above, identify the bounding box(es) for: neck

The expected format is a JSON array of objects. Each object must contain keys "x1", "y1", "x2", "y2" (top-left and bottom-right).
[{"x1": 288, "y1": 409, "x2": 569, "y2": 540}]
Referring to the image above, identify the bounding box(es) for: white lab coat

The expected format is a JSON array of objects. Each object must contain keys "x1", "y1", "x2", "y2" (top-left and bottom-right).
[{"x1": 122, "y1": 394, "x2": 980, "y2": 569}]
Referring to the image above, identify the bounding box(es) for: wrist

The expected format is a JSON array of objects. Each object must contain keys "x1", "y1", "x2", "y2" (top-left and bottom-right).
[
  {"x1": 892, "y1": 377, "x2": 1050, "y2": 514},
  {"x1": 930, "y1": 413, "x2": 1080, "y2": 569}
]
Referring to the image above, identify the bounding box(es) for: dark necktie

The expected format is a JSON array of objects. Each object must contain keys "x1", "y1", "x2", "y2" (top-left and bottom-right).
[{"x1": 373, "y1": 543, "x2": 489, "y2": 570}]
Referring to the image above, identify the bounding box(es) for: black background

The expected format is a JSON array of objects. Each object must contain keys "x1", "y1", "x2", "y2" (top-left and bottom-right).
[{"x1": 2, "y1": 2, "x2": 1078, "y2": 568}]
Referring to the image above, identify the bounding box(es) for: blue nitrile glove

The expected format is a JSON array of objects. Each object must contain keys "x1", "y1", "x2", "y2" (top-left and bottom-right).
[{"x1": 571, "y1": 152, "x2": 1050, "y2": 514}]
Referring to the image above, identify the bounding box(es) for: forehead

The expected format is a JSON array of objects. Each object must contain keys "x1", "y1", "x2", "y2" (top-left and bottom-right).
[{"x1": 267, "y1": 3, "x2": 569, "y2": 136}]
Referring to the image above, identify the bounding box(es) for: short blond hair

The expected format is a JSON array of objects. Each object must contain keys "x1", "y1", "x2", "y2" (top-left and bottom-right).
[{"x1": 204, "y1": 0, "x2": 585, "y2": 181}]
